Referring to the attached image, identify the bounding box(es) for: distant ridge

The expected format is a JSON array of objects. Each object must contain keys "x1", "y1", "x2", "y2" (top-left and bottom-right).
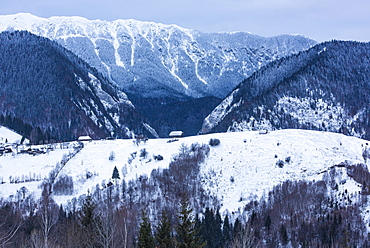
[{"x1": 202, "y1": 40, "x2": 370, "y2": 140}]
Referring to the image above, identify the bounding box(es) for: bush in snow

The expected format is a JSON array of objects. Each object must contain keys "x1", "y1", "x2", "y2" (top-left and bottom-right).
[
  {"x1": 154, "y1": 154, "x2": 163, "y2": 161},
  {"x1": 209, "y1": 138, "x2": 220, "y2": 147},
  {"x1": 276, "y1": 160, "x2": 284, "y2": 168},
  {"x1": 230, "y1": 176, "x2": 235, "y2": 183},
  {"x1": 285, "y1": 156, "x2": 291, "y2": 163},
  {"x1": 109, "y1": 151, "x2": 115, "y2": 161},
  {"x1": 140, "y1": 148, "x2": 148, "y2": 158},
  {"x1": 121, "y1": 165, "x2": 128, "y2": 178},
  {"x1": 86, "y1": 171, "x2": 93, "y2": 179}
]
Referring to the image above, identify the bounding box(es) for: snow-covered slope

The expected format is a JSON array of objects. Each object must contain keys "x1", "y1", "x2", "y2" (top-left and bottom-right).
[
  {"x1": 0, "y1": 126, "x2": 29, "y2": 144},
  {"x1": 0, "y1": 13, "x2": 316, "y2": 98},
  {"x1": 201, "y1": 41, "x2": 370, "y2": 140},
  {"x1": 0, "y1": 128, "x2": 367, "y2": 216}
]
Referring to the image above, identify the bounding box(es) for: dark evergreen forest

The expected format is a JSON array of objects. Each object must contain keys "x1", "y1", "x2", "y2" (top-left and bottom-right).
[
  {"x1": 0, "y1": 31, "x2": 147, "y2": 143},
  {"x1": 129, "y1": 95, "x2": 222, "y2": 137}
]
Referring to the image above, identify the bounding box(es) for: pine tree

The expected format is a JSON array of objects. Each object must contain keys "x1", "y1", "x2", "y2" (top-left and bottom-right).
[
  {"x1": 214, "y1": 209, "x2": 223, "y2": 247},
  {"x1": 176, "y1": 199, "x2": 206, "y2": 248},
  {"x1": 112, "y1": 166, "x2": 120, "y2": 179},
  {"x1": 137, "y1": 212, "x2": 155, "y2": 248},
  {"x1": 279, "y1": 224, "x2": 288, "y2": 245},
  {"x1": 233, "y1": 218, "x2": 242, "y2": 239},
  {"x1": 156, "y1": 211, "x2": 173, "y2": 248},
  {"x1": 222, "y1": 215, "x2": 232, "y2": 246},
  {"x1": 201, "y1": 208, "x2": 223, "y2": 248},
  {"x1": 78, "y1": 193, "x2": 99, "y2": 247},
  {"x1": 79, "y1": 194, "x2": 96, "y2": 228},
  {"x1": 264, "y1": 215, "x2": 272, "y2": 232}
]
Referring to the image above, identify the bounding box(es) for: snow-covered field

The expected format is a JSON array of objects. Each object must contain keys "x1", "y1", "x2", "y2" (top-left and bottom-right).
[
  {"x1": 0, "y1": 127, "x2": 368, "y2": 216},
  {"x1": 0, "y1": 126, "x2": 29, "y2": 144},
  {"x1": 200, "y1": 129, "x2": 365, "y2": 213}
]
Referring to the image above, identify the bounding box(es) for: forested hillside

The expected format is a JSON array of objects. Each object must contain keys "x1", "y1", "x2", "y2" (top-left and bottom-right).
[
  {"x1": 129, "y1": 95, "x2": 222, "y2": 137},
  {"x1": 0, "y1": 31, "x2": 151, "y2": 142},
  {"x1": 202, "y1": 40, "x2": 370, "y2": 139}
]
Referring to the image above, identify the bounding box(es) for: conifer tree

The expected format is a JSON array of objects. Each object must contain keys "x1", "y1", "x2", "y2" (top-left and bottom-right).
[
  {"x1": 137, "y1": 212, "x2": 155, "y2": 248},
  {"x1": 79, "y1": 194, "x2": 96, "y2": 227},
  {"x1": 176, "y1": 199, "x2": 206, "y2": 248},
  {"x1": 214, "y1": 209, "x2": 223, "y2": 247},
  {"x1": 112, "y1": 166, "x2": 120, "y2": 179},
  {"x1": 200, "y1": 208, "x2": 223, "y2": 248},
  {"x1": 279, "y1": 224, "x2": 288, "y2": 245},
  {"x1": 222, "y1": 215, "x2": 232, "y2": 246},
  {"x1": 233, "y1": 218, "x2": 242, "y2": 238},
  {"x1": 156, "y1": 211, "x2": 173, "y2": 248},
  {"x1": 78, "y1": 193, "x2": 99, "y2": 247}
]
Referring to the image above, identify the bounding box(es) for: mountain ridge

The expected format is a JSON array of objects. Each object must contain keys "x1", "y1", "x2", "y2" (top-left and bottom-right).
[
  {"x1": 0, "y1": 13, "x2": 317, "y2": 99},
  {"x1": 201, "y1": 40, "x2": 370, "y2": 139}
]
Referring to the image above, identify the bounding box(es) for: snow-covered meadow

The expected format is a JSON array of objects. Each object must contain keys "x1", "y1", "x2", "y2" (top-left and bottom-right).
[{"x1": 0, "y1": 127, "x2": 368, "y2": 216}]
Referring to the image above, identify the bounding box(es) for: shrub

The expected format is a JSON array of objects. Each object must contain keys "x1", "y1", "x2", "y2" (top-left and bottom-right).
[
  {"x1": 285, "y1": 156, "x2": 291, "y2": 163},
  {"x1": 140, "y1": 148, "x2": 148, "y2": 158},
  {"x1": 154, "y1": 155, "x2": 163, "y2": 161},
  {"x1": 276, "y1": 160, "x2": 284, "y2": 168},
  {"x1": 86, "y1": 171, "x2": 93, "y2": 179},
  {"x1": 209, "y1": 138, "x2": 220, "y2": 147},
  {"x1": 109, "y1": 151, "x2": 115, "y2": 161}
]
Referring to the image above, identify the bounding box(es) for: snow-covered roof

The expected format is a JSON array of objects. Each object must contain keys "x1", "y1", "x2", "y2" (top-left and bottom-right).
[
  {"x1": 169, "y1": 131, "x2": 184, "y2": 137},
  {"x1": 78, "y1": 135, "x2": 92, "y2": 141}
]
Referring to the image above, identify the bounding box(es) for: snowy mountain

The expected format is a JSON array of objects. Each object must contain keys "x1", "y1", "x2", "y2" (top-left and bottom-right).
[
  {"x1": 0, "y1": 31, "x2": 153, "y2": 142},
  {"x1": 0, "y1": 13, "x2": 316, "y2": 99},
  {"x1": 201, "y1": 40, "x2": 370, "y2": 140}
]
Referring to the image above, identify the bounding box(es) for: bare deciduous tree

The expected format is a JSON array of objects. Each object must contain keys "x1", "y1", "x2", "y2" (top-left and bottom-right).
[
  {"x1": 39, "y1": 182, "x2": 59, "y2": 248},
  {"x1": 231, "y1": 225, "x2": 260, "y2": 248},
  {"x1": 0, "y1": 221, "x2": 23, "y2": 247}
]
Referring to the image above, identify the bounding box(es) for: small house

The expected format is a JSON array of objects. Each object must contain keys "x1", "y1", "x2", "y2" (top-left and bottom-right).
[
  {"x1": 78, "y1": 135, "x2": 92, "y2": 142},
  {"x1": 169, "y1": 131, "x2": 184, "y2": 138}
]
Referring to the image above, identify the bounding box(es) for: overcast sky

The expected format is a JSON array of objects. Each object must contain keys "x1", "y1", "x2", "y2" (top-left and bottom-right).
[{"x1": 1, "y1": 0, "x2": 369, "y2": 42}]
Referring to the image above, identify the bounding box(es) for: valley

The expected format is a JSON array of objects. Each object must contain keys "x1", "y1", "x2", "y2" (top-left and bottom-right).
[{"x1": 0, "y1": 13, "x2": 369, "y2": 247}]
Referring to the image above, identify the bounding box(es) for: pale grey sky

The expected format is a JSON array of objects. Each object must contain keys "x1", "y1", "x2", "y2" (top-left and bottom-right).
[{"x1": 1, "y1": 0, "x2": 370, "y2": 42}]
